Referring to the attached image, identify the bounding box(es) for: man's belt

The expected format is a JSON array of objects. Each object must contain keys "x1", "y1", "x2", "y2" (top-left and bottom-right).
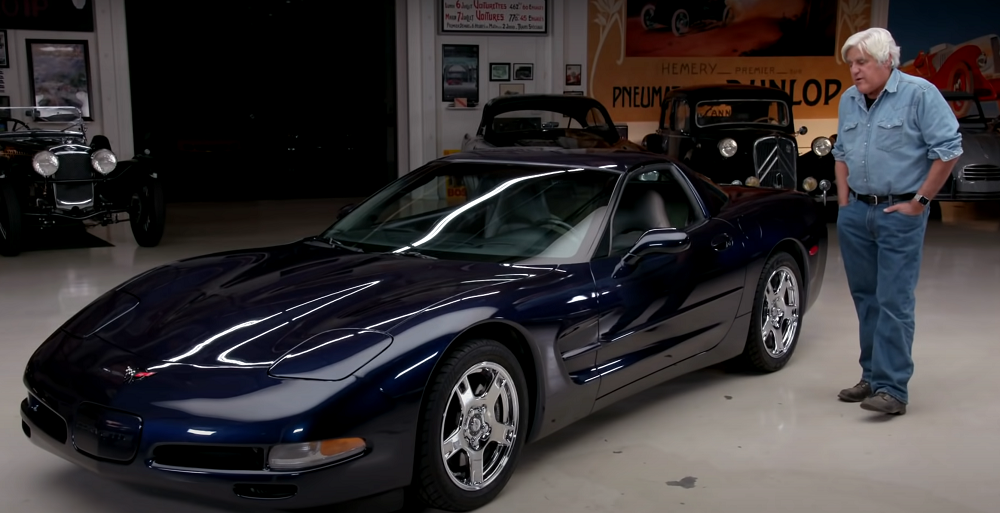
[{"x1": 850, "y1": 191, "x2": 916, "y2": 205}]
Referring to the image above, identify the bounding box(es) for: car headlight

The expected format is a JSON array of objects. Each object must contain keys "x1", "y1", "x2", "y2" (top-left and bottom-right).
[
  {"x1": 745, "y1": 176, "x2": 760, "y2": 187},
  {"x1": 820, "y1": 179, "x2": 832, "y2": 191},
  {"x1": 718, "y1": 138, "x2": 738, "y2": 158},
  {"x1": 811, "y1": 136, "x2": 832, "y2": 156},
  {"x1": 802, "y1": 177, "x2": 818, "y2": 191},
  {"x1": 32, "y1": 151, "x2": 59, "y2": 177},
  {"x1": 731, "y1": 180, "x2": 743, "y2": 185},
  {"x1": 268, "y1": 437, "x2": 366, "y2": 470},
  {"x1": 91, "y1": 149, "x2": 117, "y2": 175}
]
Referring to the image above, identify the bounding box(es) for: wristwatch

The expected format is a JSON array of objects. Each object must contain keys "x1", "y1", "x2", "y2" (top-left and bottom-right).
[{"x1": 914, "y1": 194, "x2": 930, "y2": 206}]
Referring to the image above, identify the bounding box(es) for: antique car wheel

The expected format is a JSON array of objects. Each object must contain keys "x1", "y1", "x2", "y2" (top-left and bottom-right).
[
  {"x1": 640, "y1": 3, "x2": 657, "y2": 30},
  {"x1": 0, "y1": 184, "x2": 24, "y2": 257},
  {"x1": 129, "y1": 179, "x2": 166, "y2": 247},
  {"x1": 739, "y1": 252, "x2": 802, "y2": 372},
  {"x1": 671, "y1": 9, "x2": 690, "y2": 36},
  {"x1": 414, "y1": 339, "x2": 529, "y2": 511}
]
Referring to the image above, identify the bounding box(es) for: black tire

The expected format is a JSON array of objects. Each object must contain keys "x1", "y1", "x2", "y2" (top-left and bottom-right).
[
  {"x1": 671, "y1": 9, "x2": 690, "y2": 36},
  {"x1": 129, "y1": 178, "x2": 166, "y2": 247},
  {"x1": 414, "y1": 339, "x2": 530, "y2": 512},
  {"x1": 0, "y1": 183, "x2": 24, "y2": 257},
  {"x1": 738, "y1": 251, "x2": 803, "y2": 372}
]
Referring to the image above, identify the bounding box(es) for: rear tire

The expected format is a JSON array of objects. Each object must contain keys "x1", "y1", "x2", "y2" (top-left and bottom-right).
[
  {"x1": 0, "y1": 183, "x2": 24, "y2": 257},
  {"x1": 738, "y1": 251, "x2": 803, "y2": 372},
  {"x1": 414, "y1": 339, "x2": 529, "y2": 511}
]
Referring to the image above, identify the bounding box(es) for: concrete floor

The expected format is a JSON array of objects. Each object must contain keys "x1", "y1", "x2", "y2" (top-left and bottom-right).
[{"x1": 2, "y1": 200, "x2": 999, "y2": 513}]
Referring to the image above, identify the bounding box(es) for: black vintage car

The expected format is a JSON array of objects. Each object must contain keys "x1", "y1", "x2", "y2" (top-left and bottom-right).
[
  {"x1": 641, "y1": 84, "x2": 837, "y2": 217},
  {"x1": 637, "y1": 0, "x2": 734, "y2": 37},
  {"x1": 0, "y1": 107, "x2": 165, "y2": 256}
]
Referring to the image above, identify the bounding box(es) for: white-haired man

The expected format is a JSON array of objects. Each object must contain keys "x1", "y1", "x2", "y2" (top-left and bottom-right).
[{"x1": 831, "y1": 28, "x2": 962, "y2": 415}]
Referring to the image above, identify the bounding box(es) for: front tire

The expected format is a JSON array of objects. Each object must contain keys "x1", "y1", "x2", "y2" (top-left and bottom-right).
[
  {"x1": 414, "y1": 339, "x2": 529, "y2": 511},
  {"x1": 671, "y1": 9, "x2": 690, "y2": 36},
  {"x1": 129, "y1": 178, "x2": 166, "y2": 247},
  {"x1": 640, "y1": 4, "x2": 657, "y2": 30},
  {"x1": 738, "y1": 251, "x2": 803, "y2": 372},
  {"x1": 0, "y1": 183, "x2": 24, "y2": 257}
]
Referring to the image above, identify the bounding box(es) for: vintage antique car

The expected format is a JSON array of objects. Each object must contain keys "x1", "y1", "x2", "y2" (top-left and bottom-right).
[
  {"x1": 638, "y1": 0, "x2": 734, "y2": 37},
  {"x1": 461, "y1": 93, "x2": 646, "y2": 152},
  {"x1": 641, "y1": 84, "x2": 837, "y2": 215},
  {"x1": 0, "y1": 107, "x2": 165, "y2": 256},
  {"x1": 932, "y1": 90, "x2": 1000, "y2": 200},
  {"x1": 21, "y1": 148, "x2": 827, "y2": 512}
]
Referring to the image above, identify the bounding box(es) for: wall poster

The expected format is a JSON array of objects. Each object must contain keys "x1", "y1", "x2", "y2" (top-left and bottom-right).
[
  {"x1": 887, "y1": 0, "x2": 1000, "y2": 118},
  {"x1": 441, "y1": 0, "x2": 547, "y2": 34},
  {"x1": 442, "y1": 44, "x2": 480, "y2": 106},
  {"x1": 588, "y1": 0, "x2": 873, "y2": 122}
]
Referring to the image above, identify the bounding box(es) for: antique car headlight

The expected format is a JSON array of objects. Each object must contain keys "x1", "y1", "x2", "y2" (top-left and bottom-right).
[
  {"x1": 32, "y1": 151, "x2": 60, "y2": 177},
  {"x1": 745, "y1": 176, "x2": 760, "y2": 187},
  {"x1": 820, "y1": 179, "x2": 832, "y2": 191},
  {"x1": 802, "y1": 177, "x2": 818, "y2": 191},
  {"x1": 268, "y1": 437, "x2": 366, "y2": 470},
  {"x1": 91, "y1": 149, "x2": 117, "y2": 175},
  {"x1": 718, "y1": 138, "x2": 738, "y2": 158},
  {"x1": 811, "y1": 136, "x2": 832, "y2": 156},
  {"x1": 731, "y1": 180, "x2": 743, "y2": 185}
]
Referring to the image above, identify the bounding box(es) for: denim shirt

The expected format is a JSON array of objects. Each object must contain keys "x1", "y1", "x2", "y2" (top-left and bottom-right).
[{"x1": 831, "y1": 68, "x2": 963, "y2": 196}]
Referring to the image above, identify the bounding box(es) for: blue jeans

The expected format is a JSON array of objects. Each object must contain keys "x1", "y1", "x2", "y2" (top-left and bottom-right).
[{"x1": 836, "y1": 194, "x2": 930, "y2": 404}]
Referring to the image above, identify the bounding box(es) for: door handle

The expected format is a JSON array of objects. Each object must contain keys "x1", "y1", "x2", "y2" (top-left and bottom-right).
[{"x1": 711, "y1": 233, "x2": 733, "y2": 251}]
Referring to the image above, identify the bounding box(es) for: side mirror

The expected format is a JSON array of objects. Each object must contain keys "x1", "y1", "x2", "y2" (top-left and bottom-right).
[
  {"x1": 622, "y1": 228, "x2": 690, "y2": 267},
  {"x1": 798, "y1": 126, "x2": 808, "y2": 135},
  {"x1": 642, "y1": 133, "x2": 665, "y2": 153},
  {"x1": 337, "y1": 203, "x2": 356, "y2": 220}
]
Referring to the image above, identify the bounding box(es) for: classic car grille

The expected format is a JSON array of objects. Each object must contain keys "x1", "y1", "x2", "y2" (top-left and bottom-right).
[
  {"x1": 152, "y1": 444, "x2": 267, "y2": 471},
  {"x1": 52, "y1": 152, "x2": 93, "y2": 180},
  {"x1": 53, "y1": 183, "x2": 95, "y2": 209},
  {"x1": 72, "y1": 402, "x2": 143, "y2": 463},
  {"x1": 962, "y1": 165, "x2": 1000, "y2": 182},
  {"x1": 753, "y1": 136, "x2": 797, "y2": 189}
]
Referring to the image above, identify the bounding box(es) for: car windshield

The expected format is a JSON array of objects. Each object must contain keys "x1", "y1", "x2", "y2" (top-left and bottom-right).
[
  {"x1": 0, "y1": 106, "x2": 84, "y2": 134},
  {"x1": 945, "y1": 97, "x2": 989, "y2": 123},
  {"x1": 324, "y1": 161, "x2": 620, "y2": 264},
  {"x1": 694, "y1": 100, "x2": 790, "y2": 127},
  {"x1": 490, "y1": 107, "x2": 610, "y2": 133}
]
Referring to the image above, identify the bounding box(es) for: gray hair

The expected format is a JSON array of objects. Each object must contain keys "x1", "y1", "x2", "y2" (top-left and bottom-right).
[{"x1": 841, "y1": 28, "x2": 901, "y2": 68}]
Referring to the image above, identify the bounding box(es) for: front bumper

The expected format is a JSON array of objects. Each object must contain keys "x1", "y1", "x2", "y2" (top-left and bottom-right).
[
  {"x1": 18, "y1": 330, "x2": 415, "y2": 511},
  {"x1": 19, "y1": 393, "x2": 408, "y2": 510}
]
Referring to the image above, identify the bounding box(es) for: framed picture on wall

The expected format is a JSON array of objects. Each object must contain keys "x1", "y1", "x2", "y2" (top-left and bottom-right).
[
  {"x1": 0, "y1": 31, "x2": 9, "y2": 69},
  {"x1": 513, "y1": 63, "x2": 533, "y2": 80},
  {"x1": 25, "y1": 39, "x2": 94, "y2": 120},
  {"x1": 490, "y1": 63, "x2": 510, "y2": 82},
  {"x1": 499, "y1": 83, "x2": 524, "y2": 96},
  {"x1": 565, "y1": 64, "x2": 582, "y2": 86},
  {"x1": 442, "y1": 44, "x2": 480, "y2": 105}
]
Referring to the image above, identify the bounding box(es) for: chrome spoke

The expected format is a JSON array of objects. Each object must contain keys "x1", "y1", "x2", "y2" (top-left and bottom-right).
[
  {"x1": 456, "y1": 375, "x2": 477, "y2": 411},
  {"x1": 442, "y1": 429, "x2": 464, "y2": 461},
  {"x1": 468, "y1": 449, "x2": 486, "y2": 486}
]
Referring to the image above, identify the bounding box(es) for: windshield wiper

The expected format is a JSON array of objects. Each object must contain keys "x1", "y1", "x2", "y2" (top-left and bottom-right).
[
  {"x1": 390, "y1": 249, "x2": 437, "y2": 260},
  {"x1": 302, "y1": 236, "x2": 364, "y2": 253}
]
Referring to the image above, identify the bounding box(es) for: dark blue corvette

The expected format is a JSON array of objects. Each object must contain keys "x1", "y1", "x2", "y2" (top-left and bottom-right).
[{"x1": 20, "y1": 148, "x2": 827, "y2": 511}]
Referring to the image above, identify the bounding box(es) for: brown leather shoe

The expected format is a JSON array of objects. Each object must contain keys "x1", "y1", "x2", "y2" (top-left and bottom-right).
[
  {"x1": 860, "y1": 392, "x2": 906, "y2": 415},
  {"x1": 837, "y1": 380, "x2": 872, "y2": 402}
]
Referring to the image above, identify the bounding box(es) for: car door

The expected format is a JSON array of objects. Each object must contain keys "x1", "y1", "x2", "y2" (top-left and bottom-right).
[{"x1": 589, "y1": 164, "x2": 745, "y2": 398}]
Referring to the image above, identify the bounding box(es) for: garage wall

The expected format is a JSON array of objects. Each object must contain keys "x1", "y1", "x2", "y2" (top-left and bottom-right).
[
  {"x1": 402, "y1": 0, "x2": 587, "y2": 172},
  {"x1": 399, "y1": 0, "x2": 890, "y2": 172},
  {"x1": 1, "y1": 0, "x2": 134, "y2": 159}
]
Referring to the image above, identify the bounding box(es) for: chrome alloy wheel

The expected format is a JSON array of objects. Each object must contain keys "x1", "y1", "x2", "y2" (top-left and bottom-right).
[
  {"x1": 440, "y1": 361, "x2": 520, "y2": 491},
  {"x1": 760, "y1": 265, "x2": 800, "y2": 358}
]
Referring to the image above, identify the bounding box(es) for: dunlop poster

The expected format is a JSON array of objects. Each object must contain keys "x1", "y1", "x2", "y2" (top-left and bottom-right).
[{"x1": 587, "y1": 0, "x2": 874, "y2": 121}]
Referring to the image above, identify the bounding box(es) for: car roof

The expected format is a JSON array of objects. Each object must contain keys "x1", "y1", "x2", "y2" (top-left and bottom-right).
[
  {"x1": 438, "y1": 148, "x2": 672, "y2": 172},
  {"x1": 665, "y1": 83, "x2": 793, "y2": 101},
  {"x1": 482, "y1": 93, "x2": 605, "y2": 109}
]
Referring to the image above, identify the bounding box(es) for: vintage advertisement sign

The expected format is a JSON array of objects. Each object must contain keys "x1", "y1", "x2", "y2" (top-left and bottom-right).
[
  {"x1": 441, "y1": 0, "x2": 547, "y2": 34},
  {"x1": 588, "y1": 0, "x2": 873, "y2": 121}
]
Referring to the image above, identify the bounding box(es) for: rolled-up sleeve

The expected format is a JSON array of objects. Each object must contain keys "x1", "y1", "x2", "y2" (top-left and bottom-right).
[{"x1": 918, "y1": 86, "x2": 963, "y2": 161}]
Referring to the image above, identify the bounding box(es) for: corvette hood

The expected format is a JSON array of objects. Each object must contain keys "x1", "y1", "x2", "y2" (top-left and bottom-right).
[{"x1": 64, "y1": 242, "x2": 550, "y2": 369}]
